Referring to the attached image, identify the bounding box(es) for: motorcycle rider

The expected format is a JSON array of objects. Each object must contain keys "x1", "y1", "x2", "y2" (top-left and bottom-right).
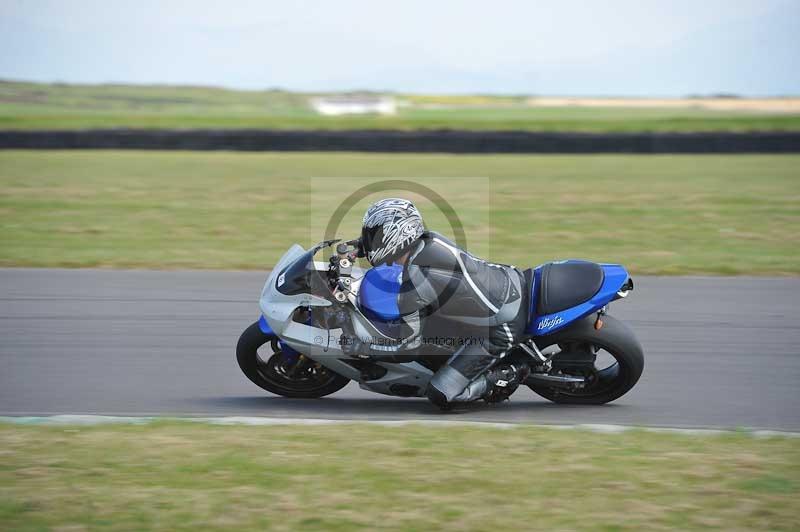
[{"x1": 343, "y1": 198, "x2": 530, "y2": 409}]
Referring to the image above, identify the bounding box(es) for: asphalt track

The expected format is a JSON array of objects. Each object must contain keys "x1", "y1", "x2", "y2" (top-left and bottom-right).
[{"x1": 1, "y1": 268, "x2": 798, "y2": 430}]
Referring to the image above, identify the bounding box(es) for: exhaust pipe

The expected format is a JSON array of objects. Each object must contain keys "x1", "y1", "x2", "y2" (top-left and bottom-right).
[{"x1": 527, "y1": 373, "x2": 586, "y2": 385}]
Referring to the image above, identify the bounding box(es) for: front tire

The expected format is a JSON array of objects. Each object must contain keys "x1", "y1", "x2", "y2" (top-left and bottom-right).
[
  {"x1": 236, "y1": 322, "x2": 349, "y2": 398},
  {"x1": 527, "y1": 315, "x2": 644, "y2": 405}
]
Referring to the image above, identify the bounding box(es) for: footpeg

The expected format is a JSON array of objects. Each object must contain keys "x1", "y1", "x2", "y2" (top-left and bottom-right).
[{"x1": 520, "y1": 341, "x2": 548, "y2": 364}]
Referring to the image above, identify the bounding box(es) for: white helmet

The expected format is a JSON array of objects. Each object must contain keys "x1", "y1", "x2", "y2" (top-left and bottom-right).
[{"x1": 361, "y1": 198, "x2": 425, "y2": 266}]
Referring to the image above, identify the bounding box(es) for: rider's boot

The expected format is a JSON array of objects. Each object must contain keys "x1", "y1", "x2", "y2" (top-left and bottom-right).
[
  {"x1": 426, "y1": 343, "x2": 496, "y2": 410},
  {"x1": 481, "y1": 357, "x2": 530, "y2": 403}
]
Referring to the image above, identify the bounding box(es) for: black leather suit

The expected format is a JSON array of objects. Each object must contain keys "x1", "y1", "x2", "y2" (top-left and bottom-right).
[{"x1": 356, "y1": 231, "x2": 529, "y2": 406}]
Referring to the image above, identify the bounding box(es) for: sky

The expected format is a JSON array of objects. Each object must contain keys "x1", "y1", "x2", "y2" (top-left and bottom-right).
[{"x1": 1, "y1": 0, "x2": 798, "y2": 96}]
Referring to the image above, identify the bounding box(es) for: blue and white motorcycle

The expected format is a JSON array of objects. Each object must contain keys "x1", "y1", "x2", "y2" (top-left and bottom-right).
[{"x1": 237, "y1": 239, "x2": 644, "y2": 405}]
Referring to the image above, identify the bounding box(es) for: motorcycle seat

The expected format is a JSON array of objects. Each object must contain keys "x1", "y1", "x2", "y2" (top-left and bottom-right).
[{"x1": 536, "y1": 260, "x2": 604, "y2": 315}]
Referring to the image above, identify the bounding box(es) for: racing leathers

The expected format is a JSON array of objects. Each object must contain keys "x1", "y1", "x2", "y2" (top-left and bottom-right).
[{"x1": 345, "y1": 231, "x2": 529, "y2": 407}]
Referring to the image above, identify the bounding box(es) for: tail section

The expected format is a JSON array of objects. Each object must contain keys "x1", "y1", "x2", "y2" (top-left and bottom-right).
[{"x1": 526, "y1": 261, "x2": 632, "y2": 336}]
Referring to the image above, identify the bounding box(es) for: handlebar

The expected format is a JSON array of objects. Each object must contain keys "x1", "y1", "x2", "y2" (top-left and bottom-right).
[{"x1": 338, "y1": 238, "x2": 365, "y2": 258}]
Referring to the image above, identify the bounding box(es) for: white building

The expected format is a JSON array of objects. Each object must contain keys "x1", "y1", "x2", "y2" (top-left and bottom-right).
[{"x1": 311, "y1": 96, "x2": 397, "y2": 116}]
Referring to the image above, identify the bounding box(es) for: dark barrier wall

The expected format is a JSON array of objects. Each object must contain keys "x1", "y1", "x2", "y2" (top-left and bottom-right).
[{"x1": 1, "y1": 129, "x2": 799, "y2": 153}]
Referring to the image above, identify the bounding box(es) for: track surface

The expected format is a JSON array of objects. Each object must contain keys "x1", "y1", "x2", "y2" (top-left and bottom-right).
[{"x1": 1, "y1": 269, "x2": 798, "y2": 430}]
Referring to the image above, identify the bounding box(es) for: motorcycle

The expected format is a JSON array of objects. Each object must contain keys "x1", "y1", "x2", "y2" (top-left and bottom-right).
[{"x1": 236, "y1": 239, "x2": 643, "y2": 405}]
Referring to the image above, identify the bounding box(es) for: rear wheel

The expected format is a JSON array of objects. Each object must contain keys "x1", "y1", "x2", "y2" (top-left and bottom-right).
[
  {"x1": 236, "y1": 322, "x2": 349, "y2": 398},
  {"x1": 527, "y1": 315, "x2": 644, "y2": 404}
]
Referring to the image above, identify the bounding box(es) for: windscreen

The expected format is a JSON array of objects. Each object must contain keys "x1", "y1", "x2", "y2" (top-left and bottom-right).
[{"x1": 275, "y1": 248, "x2": 328, "y2": 297}]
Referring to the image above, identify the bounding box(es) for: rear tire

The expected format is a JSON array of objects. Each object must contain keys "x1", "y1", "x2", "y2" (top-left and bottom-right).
[
  {"x1": 236, "y1": 322, "x2": 349, "y2": 398},
  {"x1": 527, "y1": 315, "x2": 644, "y2": 405}
]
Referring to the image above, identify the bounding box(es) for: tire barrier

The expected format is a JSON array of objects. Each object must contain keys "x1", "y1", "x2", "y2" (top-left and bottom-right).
[{"x1": 1, "y1": 129, "x2": 798, "y2": 153}]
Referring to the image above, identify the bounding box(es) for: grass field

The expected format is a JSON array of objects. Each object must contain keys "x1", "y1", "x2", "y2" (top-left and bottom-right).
[
  {"x1": 2, "y1": 80, "x2": 800, "y2": 132},
  {"x1": 1, "y1": 421, "x2": 798, "y2": 531},
  {"x1": 1, "y1": 151, "x2": 798, "y2": 275}
]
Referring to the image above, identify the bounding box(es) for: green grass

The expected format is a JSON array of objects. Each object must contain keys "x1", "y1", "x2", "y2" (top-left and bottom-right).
[
  {"x1": 1, "y1": 421, "x2": 798, "y2": 531},
  {"x1": 2, "y1": 80, "x2": 800, "y2": 132},
  {"x1": 0, "y1": 151, "x2": 798, "y2": 275}
]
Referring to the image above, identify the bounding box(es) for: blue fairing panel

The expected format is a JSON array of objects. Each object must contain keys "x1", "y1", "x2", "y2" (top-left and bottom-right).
[
  {"x1": 258, "y1": 315, "x2": 274, "y2": 335},
  {"x1": 527, "y1": 263, "x2": 630, "y2": 336},
  {"x1": 358, "y1": 264, "x2": 403, "y2": 322},
  {"x1": 257, "y1": 314, "x2": 299, "y2": 355}
]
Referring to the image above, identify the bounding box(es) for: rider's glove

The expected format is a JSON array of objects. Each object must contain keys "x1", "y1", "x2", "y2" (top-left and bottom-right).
[{"x1": 354, "y1": 237, "x2": 366, "y2": 259}]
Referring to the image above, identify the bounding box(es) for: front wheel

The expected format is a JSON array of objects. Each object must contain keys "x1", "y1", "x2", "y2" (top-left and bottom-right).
[
  {"x1": 527, "y1": 315, "x2": 644, "y2": 405},
  {"x1": 236, "y1": 322, "x2": 350, "y2": 398}
]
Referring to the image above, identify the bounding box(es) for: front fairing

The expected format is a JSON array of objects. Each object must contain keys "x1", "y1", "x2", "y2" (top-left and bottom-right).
[
  {"x1": 258, "y1": 242, "x2": 375, "y2": 358},
  {"x1": 255, "y1": 242, "x2": 440, "y2": 393},
  {"x1": 259, "y1": 244, "x2": 332, "y2": 335}
]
